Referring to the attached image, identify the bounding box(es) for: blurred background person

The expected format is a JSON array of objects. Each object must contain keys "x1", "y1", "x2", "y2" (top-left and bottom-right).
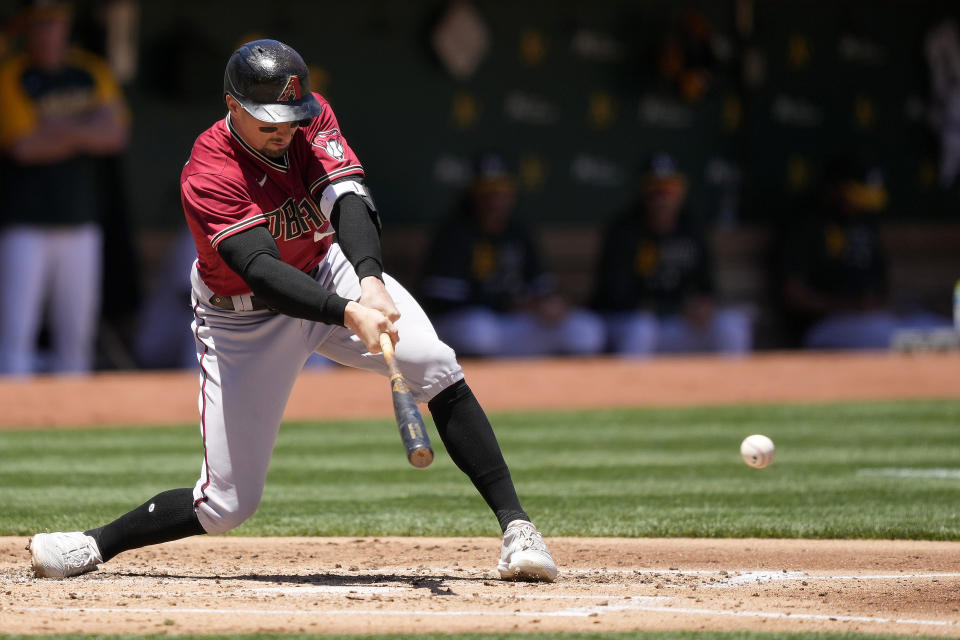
[
  {"x1": 778, "y1": 157, "x2": 951, "y2": 350},
  {"x1": 593, "y1": 153, "x2": 752, "y2": 356},
  {"x1": 132, "y1": 229, "x2": 196, "y2": 369},
  {"x1": 420, "y1": 152, "x2": 605, "y2": 357},
  {"x1": 0, "y1": 0, "x2": 128, "y2": 375}
]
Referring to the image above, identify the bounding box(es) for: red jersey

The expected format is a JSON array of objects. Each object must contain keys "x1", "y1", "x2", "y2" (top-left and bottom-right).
[{"x1": 181, "y1": 92, "x2": 364, "y2": 296}]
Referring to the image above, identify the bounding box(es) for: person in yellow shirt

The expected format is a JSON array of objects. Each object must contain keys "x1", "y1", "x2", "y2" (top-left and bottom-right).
[{"x1": 0, "y1": 1, "x2": 128, "y2": 375}]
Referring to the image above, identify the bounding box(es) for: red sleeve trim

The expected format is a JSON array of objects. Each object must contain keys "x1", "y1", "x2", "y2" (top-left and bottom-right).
[
  {"x1": 210, "y1": 214, "x2": 268, "y2": 249},
  {"x1": 308, "y1": 164, "x2": 365, "y2": 196}
]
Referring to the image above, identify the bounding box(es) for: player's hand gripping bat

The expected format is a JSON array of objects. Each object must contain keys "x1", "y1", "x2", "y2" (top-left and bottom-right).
[{"x1": 379, "y1": 333, "x2": 434, "y2": 468}]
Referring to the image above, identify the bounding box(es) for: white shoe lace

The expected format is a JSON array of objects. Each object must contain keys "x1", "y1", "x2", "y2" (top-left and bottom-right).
[
  {"x1": 62, "y1": 543, "x2": 99, "y2": 569},
  {"x1": 514, "y1": 523, "x2": 545, "y2": 552}
]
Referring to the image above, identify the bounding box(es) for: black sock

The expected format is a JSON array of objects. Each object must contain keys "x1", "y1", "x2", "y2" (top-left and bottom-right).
[
  {"x1": 428, "y1": 379, "x2": 530, "y2": 532},
  {"x1": 85, "y1": 488, "x2": 206, "y2": 562}
]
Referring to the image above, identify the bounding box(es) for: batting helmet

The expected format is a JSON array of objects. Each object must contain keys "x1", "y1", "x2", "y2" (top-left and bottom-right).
[{"x1": 223, "y1": 39, "x2": 323, "y2": 123}]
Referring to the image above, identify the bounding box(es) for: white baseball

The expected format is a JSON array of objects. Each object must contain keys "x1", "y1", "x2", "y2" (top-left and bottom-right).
[{"x1": 740, "y1": 434, "x2": 775, "y2": 469}]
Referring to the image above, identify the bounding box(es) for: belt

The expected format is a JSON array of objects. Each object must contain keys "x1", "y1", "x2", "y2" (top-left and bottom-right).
[
  {"x1": 208, "y1": 293, "x2": 272, "y2": 312},
  {"x1": 207, "y1": 265, "x2": 319, "y2": 312}
]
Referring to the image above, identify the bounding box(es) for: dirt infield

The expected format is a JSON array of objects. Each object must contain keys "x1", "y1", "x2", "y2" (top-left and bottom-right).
[
  {"x1": 3, "y1": 537, "x2": 959, "y2": 636},
  {"x1": 2, "y1": 353, "x2": 959, "y2": 636},
  {"x1": 0, "y1": 351, "x2": 957, "y2": 428}
]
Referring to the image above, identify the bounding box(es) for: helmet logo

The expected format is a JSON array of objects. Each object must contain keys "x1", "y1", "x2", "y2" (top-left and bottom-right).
[{"x1": 277, "y1": 75, "x2": 303, "y2": 102}]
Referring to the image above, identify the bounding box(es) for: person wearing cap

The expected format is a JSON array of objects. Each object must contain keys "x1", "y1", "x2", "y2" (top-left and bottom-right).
[
  {"x1": 592, "y1": 153, "x2": 752, "y2": 355},
  {"x1": 0, "y1": 0, "x2": 129, "y2": 375},
  {"x1": 779, "y1": 158, "x2": 950, "y2": 349},
  {"x1": 421, "y1": 153, "x2": 605, "y2": 357}
]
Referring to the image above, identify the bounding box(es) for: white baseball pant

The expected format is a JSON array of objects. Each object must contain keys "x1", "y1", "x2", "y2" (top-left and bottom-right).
[
  {"x1": 0, "y1": 224, "x2": 102, "y2": 375},
  {"x1": 189, "y1": 243, "x2": 463, "y2": 534}
]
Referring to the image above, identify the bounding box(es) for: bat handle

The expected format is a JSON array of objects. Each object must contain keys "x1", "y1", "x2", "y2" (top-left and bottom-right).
[
  {"x1": 379, "y1": 333, "x2": 402, "y2": 379},
  {"x1": 379, "y1": 332, "x2": 396, "y2": 360}
]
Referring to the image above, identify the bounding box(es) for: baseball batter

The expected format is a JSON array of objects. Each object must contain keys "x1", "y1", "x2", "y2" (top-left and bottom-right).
[{"x1": 27, "y1": 39, "x2": 557, "y2": 582}]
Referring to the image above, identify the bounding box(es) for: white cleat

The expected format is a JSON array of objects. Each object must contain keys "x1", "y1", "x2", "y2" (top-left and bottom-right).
[
  {"x1": 28, "y1": 532, "x2": 103, "y2": 578},
  {"x1": 497, "y1": 519, "x2": 558, "y2": 582}
]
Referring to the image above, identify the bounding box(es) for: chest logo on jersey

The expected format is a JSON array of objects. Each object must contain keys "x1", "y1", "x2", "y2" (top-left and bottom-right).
[
  {"x1": 312, "y1": 128, "x2": 345, "y2": 160},
  {"x1": 263, "y1": 197, "x2": 329, "y2": 242}
]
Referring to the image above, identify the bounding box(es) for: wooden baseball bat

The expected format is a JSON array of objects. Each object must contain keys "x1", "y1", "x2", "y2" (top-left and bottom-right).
[{"x1": 379, "y1": 333, "x2": 434, "y2": 468}]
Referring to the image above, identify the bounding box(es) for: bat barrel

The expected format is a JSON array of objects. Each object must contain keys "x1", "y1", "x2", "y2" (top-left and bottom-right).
[
  {"x1": 408, "y1": 445, "x2": 434, "y2": 468},
  {"x1": 381, "y1": 332, "x2": 435, "y2": 469},
  {"x1": 392, "y1": 375, "x2": 434, "y2": 468}
]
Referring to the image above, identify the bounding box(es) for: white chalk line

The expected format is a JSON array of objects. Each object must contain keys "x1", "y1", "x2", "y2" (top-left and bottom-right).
[
  {"x1": 45, "y1": 571, "x2": 959, "y2": 600},
  {"x1": 4, "y1": 600, "x2": 958, "y2": 628},
  {"x1": 704, "y1": 570, "x2": 960, "y2": 586}
]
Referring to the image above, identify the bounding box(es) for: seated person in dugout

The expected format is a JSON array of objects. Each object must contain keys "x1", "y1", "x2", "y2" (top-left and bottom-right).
[
  {"x1": 420, "y1": 152, "x2": 605, "y2": 357},
  {"x1": 778, "y1": 157, "x2": 950, "y2": 350},
  {"x1": 592, "y1": 153, "x2": 752, "y2": 356}
]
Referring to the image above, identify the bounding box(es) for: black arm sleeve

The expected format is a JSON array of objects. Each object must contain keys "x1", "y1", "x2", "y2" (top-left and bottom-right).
[
  {"x1": 217, "y1": 225, "x2": 350, "y2": 325},
  {"x1": 331, "y1": 192, "x2": 383, "y2": 281}
]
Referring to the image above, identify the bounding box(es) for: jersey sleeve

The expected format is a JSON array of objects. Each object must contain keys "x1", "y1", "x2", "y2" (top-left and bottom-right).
[
  {"x1": 301, "y1": 94, "x2": 365, "y2": 203},
  {"x1": 181, "y1": 173, "x2": 267, "y2": 250}
]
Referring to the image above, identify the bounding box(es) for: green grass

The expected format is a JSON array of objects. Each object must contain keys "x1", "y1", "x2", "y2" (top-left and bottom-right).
[
  {"x1": 1, "y1": 400, "x2": 959, "y2": 539},
  {"x1": 0, "y1": 632, "x2": 951, "y2": 640}
]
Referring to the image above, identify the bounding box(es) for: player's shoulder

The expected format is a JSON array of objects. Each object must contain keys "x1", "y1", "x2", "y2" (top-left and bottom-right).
[{"x1": 182, "y1": 119, "x2": 239, "y2": 182}]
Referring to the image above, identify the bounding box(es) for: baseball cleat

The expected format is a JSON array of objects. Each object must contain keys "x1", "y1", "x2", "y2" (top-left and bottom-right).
[
  {"x1": 28, "y1": 532, "x2": 103, "y2": 578},
  {"x1": 498, "y1": 519, "x2": 558, "y2": 582}
]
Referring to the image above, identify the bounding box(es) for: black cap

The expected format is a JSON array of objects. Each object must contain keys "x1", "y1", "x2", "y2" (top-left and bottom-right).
[
  {"x1": 641, "y1": 152, "x2": 682, "y2": 179},
  {"x1": 223, "y1": 39, "x2": 323, "y2": 123},
  {"x1": 471, "y1": 151, "x2": 515, "y2": 192}
]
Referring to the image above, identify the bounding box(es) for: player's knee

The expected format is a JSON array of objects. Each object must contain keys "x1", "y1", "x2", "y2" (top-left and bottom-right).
[
  {"x1": 196, "y1": 489, "x2": 262, "y2": 535},
  {"x1": 397, "y1": 328, "x2": 457, "y2": 369},
  {"x1": 420, "y1": 340, "x2": 461, "y2": 379},
  {"x1": 401, "y1": 336, "x2": 464, "y2": 402}
]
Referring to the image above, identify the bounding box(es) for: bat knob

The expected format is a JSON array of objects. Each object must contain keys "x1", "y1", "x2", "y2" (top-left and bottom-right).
[{"x1": 408, "y1": 446, "x2": 434, "y2": 469}]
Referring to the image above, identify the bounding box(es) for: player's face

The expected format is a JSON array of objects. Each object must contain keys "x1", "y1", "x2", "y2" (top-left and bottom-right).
[
  {"x1": 226, "y1": 96, "x2": 306, "y2": 158},
  {"x1": 27, "y1": 15, "x2": 71, "y2": 70},
  {"x1": 643, "y1": 183, "x2": 685, "y2": 234},
  {"x1": 471, "y1": 181, "x2": 516, "y2": 235}
]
